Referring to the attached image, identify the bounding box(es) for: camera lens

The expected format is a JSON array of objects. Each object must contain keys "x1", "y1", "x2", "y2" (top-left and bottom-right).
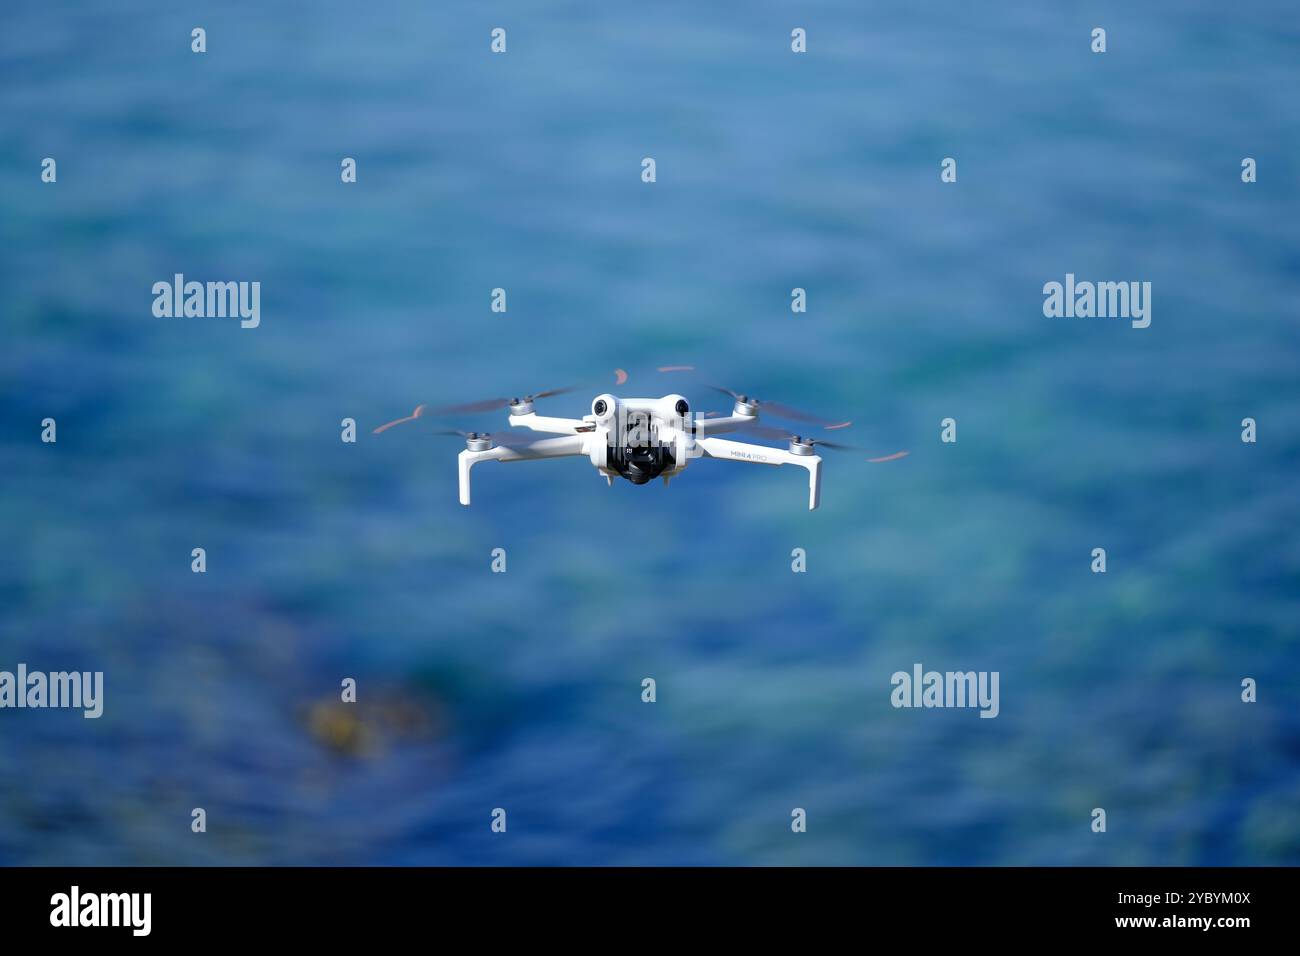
[
  {"x1": 675, "y1": 400, "x2": 689, "y2": 416},
  {"x1": 593, "y1": 400, "x2": 608, "y2": 416}
]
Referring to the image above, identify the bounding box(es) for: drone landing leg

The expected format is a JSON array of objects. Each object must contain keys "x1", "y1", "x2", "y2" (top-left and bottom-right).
[
  {"x1": 457, "y1": 435, "x2": 589, "y2": 506},
  {"x1": 694, "y1": 437, "x2": 822, "y2": 510}
]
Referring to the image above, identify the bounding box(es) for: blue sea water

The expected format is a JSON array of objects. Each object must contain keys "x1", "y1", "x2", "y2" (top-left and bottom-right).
[{"x1": 1, "y1": 0, "x2": 1298, "y2": 865}]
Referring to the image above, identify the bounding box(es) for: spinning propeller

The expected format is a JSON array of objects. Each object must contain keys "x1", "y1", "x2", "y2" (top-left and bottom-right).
[
  {"x1": 738, "y1": 422, "x2": 909, "y2": 462},
  {"x1": 705, "y1": 385, "x2": 848, "y2": 428},
  {"x1": 374, "y1": 386, "x2": 575, "y2": 433},
  {"x1": 428, "y1": 386, "x2": 575, "y2": 416},
  {"x1": 430, "y1": 429, "x2": 556, "y2": 449},
  {"x1": 372, "y1": 404, "x2": 428, "y2": 434},
  {"x1": 652, "y1": 367, "x2": 850, "y2": 428},
  {"x1": 737, "y1": 422, "x2": 862, "y2": 451}
]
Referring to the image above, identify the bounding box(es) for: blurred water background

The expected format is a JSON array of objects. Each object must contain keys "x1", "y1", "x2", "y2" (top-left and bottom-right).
[{"x1": 1, "y1": 0, "x2": 1298, "y2": 865}]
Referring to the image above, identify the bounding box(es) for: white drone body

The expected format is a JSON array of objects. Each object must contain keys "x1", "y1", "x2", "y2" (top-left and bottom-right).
[{"x1": 457, "y1": 392, "x2": 823, "y2": 510}]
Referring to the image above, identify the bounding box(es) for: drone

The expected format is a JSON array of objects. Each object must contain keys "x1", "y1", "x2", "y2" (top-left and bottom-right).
[{"x1": 374, "y1": 377, "x2": 879, "y2": 510}]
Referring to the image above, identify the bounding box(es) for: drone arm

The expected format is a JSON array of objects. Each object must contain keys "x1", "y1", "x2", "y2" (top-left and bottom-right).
[
  {"x1": 457, "y1": 435, "x2": 589, "y2": 506},
  {"x1": 694, "y1": 437, "x2": 822, "y2": 510},
  {"x1": 692, "y1": 414, "x2": 758, "y2": 437},
  {"x1": 506, "y1": 412, "x2": 591, "y2": 435}
]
